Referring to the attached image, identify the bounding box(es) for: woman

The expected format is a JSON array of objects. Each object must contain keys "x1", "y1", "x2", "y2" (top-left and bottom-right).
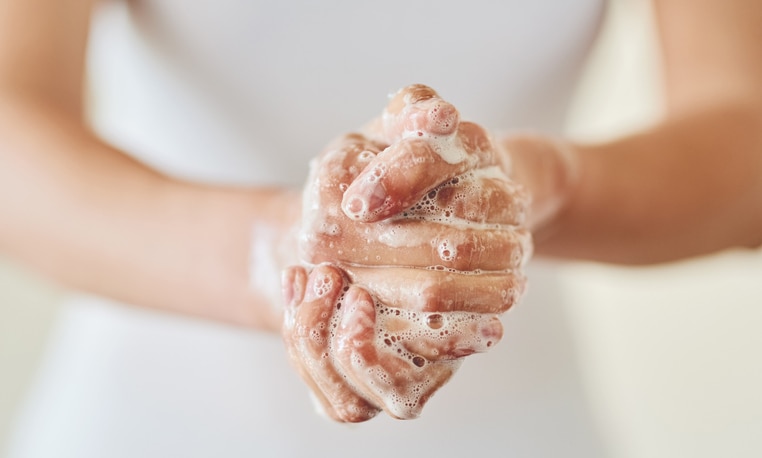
[{"x1": 2, "y1": 0, "x2": 760, "y2": 456}]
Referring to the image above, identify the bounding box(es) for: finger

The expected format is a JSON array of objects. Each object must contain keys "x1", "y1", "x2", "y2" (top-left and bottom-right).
[
  {"x1": 342, "y1": 122, "x2": 500, "y2": 222},
  {"x1": 333, "y1": 286, "x2": 460, "y2": 420},
  {"x1": 362, "y1": 85, "x2": 459, "y2": 147},
  {"x1": 405, "y1": 168, "x2": 530, "y2": 226},
  {"x1": 346, "y1": 266, "x2": 526, "y2": 314},
  {"x1": 282, "y1": 264, "x2": 379, "y2": 422},
  {"x1": 300, "y1": 134, "x2": 379, "y2": 251},
  {"x1": 370, "y1": 299, "x2": 504, "y2": 360},
  {"x1": 393, "y1": 312, "x2": 504, "y2": 360},
  {"x1": 381, "y1": 84, "x2": 460, "y2": 141},
  {"x1": 303, "y1": 221, "x2": 533, "y2": 272},
  {"x1": 302, "y1": 134, "x2": 380, "y2": 240},
  {"x1": 310, "y1": 133, "x2": 383, "y2": 194}
]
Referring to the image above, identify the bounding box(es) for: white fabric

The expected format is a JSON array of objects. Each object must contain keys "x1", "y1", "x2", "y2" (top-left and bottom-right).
[{"x1": 8, "y1": 1, "x2": 606, "y2": 457}]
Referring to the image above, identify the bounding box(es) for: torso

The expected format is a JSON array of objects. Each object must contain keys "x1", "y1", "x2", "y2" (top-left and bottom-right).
[{"x1": 88, "y1": 0, "x2": 603, "y2": 184}]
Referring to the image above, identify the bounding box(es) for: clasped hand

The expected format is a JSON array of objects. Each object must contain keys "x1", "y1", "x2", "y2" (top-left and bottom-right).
[{"x1": 282, "y1": 85, "x2": 532, "y2": 422}]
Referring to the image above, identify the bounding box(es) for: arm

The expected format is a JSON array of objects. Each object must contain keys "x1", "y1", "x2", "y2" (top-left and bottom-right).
[
  {"x1": 282, "y1": 0, "x2": 762, "y2": 423},
  {"x1": 339, "y1": 1, "x2": 762, "y2": 266},
  {"x1": 528, "y1": 0, "x2": 762, "y2": 264},
  {"x1": 0, "y1": 0, "x2": 298, "y2": 329}
]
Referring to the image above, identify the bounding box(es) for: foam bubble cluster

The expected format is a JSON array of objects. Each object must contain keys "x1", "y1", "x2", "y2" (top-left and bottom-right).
[
  {"x1": 437, "y1": 240, "x2": 456, "y2": 262},
  {"x1": 321, "y1": 289, "x2": 499, "y2": 419},
  {"x1": 312, "y1": 274, "x2": 334, "y2": 298},
  {"x1": 399, "y1": 167, "x2": 524, "y2": 230}
]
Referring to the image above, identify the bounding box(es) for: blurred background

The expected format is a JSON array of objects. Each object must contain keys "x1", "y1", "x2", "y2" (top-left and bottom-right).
[{"x1": 1, "y1": 1, "x2": 761, "y2": 456}]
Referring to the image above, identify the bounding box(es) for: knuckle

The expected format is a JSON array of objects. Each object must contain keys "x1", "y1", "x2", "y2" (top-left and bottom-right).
[
  {"x1": 406, "y1": 84, "x2": 438, "y2": 104},
  {"x1": 459, "y1": 121, "x2": 493, "y2": 151},
  {"x1": 451, "y1": 234, "x2": 484, "y2": 271},
  {"x1": 496, "y1": 275, "x2": 525, "y2": 312},
  {"x1": 418, "y1": 280, "x2": 456, "y2": 312}
]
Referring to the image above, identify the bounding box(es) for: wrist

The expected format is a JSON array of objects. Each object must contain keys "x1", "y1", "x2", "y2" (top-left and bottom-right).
[
  {"x1": 497, "y1": 133, "x2": 580, "y2": 233},
  {"x1": 165, "y1": 182, "x2": 301, "y2": 330},
  {"x1": 247, "y1": 188, "x2": 301, "y2": 329}
]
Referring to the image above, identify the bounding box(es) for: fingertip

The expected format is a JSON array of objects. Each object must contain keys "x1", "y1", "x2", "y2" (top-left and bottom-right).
[
  {"x1": 338, "y1": 407, "x2": 381, "y2": 424},
  {"x1": 383, "y1": 85, "x2": 460, "y2": 139},
  {"x1": 343, "y1": 285, "x2": 374, "y2": 309},
  {"x1": 426, "y1": 100, "x2": 459, "y2": 136},
  {"x1": 341, "y1": 138, "x2": 443, "y2": 222},
  {"x1": 341, "y1": 177, "x2": 389, "y2": 222},
  {"x1": 452, "y1": 316, "x2": 504, "y2": 357},
  {"x1": 340, "y1": 286, "x2": 376, "y2": 333},
  {"x1": 481, "y1": 316, "x2": 504, "y2": 348},
  {"x1": 386, "y1": 84, "x2": 439, "y2": 115},
  {"x1": 281, "y1": 265, "x2": 307, "y2": 309},
  {"x1": 303, "y1": 264, "x2": 344, "y2": 303}
]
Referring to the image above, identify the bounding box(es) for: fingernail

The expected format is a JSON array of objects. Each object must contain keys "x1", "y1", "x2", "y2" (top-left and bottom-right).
[
  {"x1": 340, "y1": 287, "x2": 376, "y2": 333},
  {"x1": 343, "y1": 181, "x2": 388, "y2": 219}
]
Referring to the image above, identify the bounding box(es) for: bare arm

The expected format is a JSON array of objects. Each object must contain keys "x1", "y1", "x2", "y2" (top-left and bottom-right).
[
  {"x1": 0, "y1": 0, "x2": 298, "y2": 329},
  {"x1": 336, "y1": 1, "x2": 762, "y2": 265},
  {"x1": 528, "y1": 0, "x2": 762, "y2": 263}
]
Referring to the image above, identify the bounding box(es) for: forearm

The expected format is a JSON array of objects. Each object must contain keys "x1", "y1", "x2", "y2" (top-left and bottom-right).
[
  {"x1": 0, "y1": 93, "x2": 297, "y2": 329},
  {"x1": 534, "y1": 102, "x2": 762, "y2": 264}
]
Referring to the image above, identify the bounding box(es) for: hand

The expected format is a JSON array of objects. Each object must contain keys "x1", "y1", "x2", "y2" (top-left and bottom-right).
[
  {"x1": 282, "y1": 264, "x2": 503, "y2": 422},
  {"x1": 303, "y1": 85, "x2": 533, "y2": 273},
  {"x1": 283, "y1": 85, "x2": 531, "y2": 422}
]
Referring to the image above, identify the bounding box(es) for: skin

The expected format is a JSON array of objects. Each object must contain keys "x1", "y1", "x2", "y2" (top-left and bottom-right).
[
  {"x1": 525, "y1": 0, "x2": 762, "y2": 263},
  {"x1": 285, "y1": 0, "x2": 762, "y2": 418},
  {"x1": 0, "y1": 0, "x2": 299, "y2": 329},
  {"x1": 300, "y1": 101, "x2": 531, "y2": 273},
  {"x1": 1, "y1": 0, "x2": 762, "y2": 421},
  {"x1": 286, "y1": 88, "x2": 524, "y2": 420},
  {"x1": 282, "y1": 265, "x2": 503, "y2": 422}
]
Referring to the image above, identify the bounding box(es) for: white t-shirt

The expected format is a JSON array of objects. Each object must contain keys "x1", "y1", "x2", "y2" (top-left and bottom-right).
[{"x1": 8, "y1": 1, "x2": 606, "y2": 457}]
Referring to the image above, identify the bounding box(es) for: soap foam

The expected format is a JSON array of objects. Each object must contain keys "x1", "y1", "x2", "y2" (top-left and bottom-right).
[
  {"x1": 295, "y1": 89, "x2": 531, "y2": 420},
  {"x1": 326, "y1": 291, "x2": 498, "y2": 419}
]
